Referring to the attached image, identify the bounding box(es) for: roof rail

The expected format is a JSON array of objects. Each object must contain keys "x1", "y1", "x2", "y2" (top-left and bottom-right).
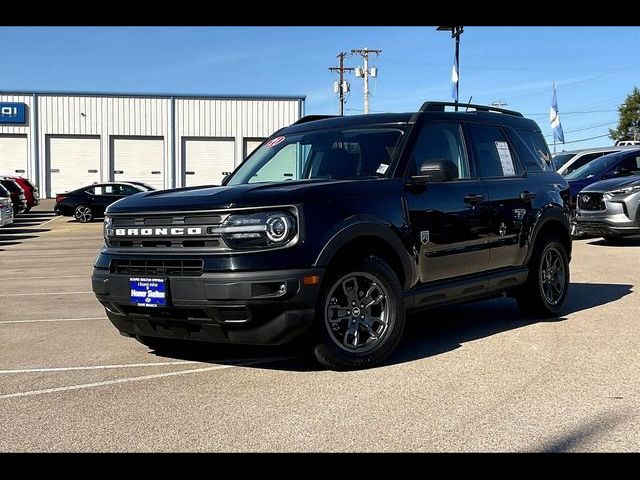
[
  {"x1": 292, "y1": 115, "x2": 337, "y2": 125},
  {"x1": 419, "y1": 101, "x2": 523, "y2": 117}
]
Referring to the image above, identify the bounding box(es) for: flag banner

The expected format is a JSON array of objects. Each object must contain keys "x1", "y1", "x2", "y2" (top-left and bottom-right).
[
  {"x1": 451, "y1": 52, "x2": 459, "y2": 102},
  {"x1": 550, "y1": 83, "x2": 565, "y2": 143}
]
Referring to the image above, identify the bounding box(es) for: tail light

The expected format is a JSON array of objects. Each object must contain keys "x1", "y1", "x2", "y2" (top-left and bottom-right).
[{"x1": 56, "y1": 194, "x2": 66, "y2": 202}]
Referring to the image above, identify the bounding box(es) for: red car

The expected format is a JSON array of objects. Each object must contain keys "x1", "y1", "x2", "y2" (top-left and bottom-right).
[{"x1": 3, "y1": 176, "x2": 39, "y2": 212}]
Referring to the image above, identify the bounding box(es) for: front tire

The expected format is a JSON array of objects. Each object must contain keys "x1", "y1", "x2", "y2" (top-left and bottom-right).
[
  {"x1": 74, "y1": 205, "x2": 93, "y2": 223},
  {"x1": 313, "y1": 255, "x2": 405, "y2": 370},
  {"x1": 516, "y1": 236, "x2": 570, "y2": 317}
]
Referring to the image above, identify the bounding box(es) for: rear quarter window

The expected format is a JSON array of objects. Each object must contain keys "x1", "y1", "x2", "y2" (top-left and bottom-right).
[{"x1": 514, "y1": 128, "x2": 553, "y2": 171}]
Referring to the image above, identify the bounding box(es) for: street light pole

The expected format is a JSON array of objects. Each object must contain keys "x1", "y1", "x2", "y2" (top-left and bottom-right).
[{"x1": 437, "y1": 26, "x2": 464, "y2": 111}]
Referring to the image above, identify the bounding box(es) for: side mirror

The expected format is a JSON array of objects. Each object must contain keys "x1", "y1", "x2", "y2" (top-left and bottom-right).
[
  {"x1": 221, "y1": 172, "x2": 232, "y2": 186},
  {"x1": 413, "y1": 159, "x2": 459, "y2": 182}
]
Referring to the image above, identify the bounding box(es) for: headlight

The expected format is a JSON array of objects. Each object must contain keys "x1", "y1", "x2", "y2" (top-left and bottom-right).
[
  {"x1": 606, "y1": 185, "x2": 640, "y2": 197},
  {"x1": 103, "y1": 215, "x2": 112, "y2": 246},
  {"x1": 217, "y1": 210, "x2": 298, "y2": 250}
]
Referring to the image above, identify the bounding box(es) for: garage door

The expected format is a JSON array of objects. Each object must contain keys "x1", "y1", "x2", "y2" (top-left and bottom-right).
[
  {"x1": 0, "y1": 135, "x2": 28, "y2": 176},
  {"x1": 183, "y1": 138, "x2": 235, "y2": 187},
  {"x1": 244, "y1": 138, "x2": 266, "y2": 159},
  {"x1": 112, "y1": 137, "x2": 165, "y2": 190},
  {"x1": 48, "y1": 136, "x2": 100, "y2": 195}
]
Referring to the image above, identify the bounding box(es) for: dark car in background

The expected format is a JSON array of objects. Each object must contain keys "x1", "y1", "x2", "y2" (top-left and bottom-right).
[
  {"x1": 576, "y1": 176, "x2": 640, "y2": 243},
  {"x1": 2, "y1": 176, "x2": 39, "y2": 212},
  {"x1": 564, "y1": 149, "x2": 640, "y2": 235},
  {"x1": 55, "y1": 182, "x2": 154, "y2": 223},
  {"x1": 0, "y1": 177, "x2": 27, "y2": 215}
]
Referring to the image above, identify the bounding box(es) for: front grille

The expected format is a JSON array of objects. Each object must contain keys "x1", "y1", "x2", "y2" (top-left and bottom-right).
[
  {"x1": 108, "y1": 211, "x2": 226, "y2": 250},
  {"x1": 578, "y1": 193, "x2": 605, "y2": 211},
  {"x1": 110, "y1": 259, "x2": 204, "y2": 277}
]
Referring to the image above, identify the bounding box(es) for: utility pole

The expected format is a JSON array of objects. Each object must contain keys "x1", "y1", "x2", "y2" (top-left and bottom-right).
[
  {"x1": 329, "y1": 52, "x2": 354, "y2": 116},
  {"x1": 351, "y1": 47, "x2": 382, "y2": 114}
]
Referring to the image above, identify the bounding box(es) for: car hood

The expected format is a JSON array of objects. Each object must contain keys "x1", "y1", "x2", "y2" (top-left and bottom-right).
[
  {"x1": 567, "y1": 178, "x2": 597, "y2": 197},
  {"x1": 106, "y1": 178, "x2": 391, "y2": 214},
  {"x1": 581, "y1": 175, "x2": 640, "y2": 193}
]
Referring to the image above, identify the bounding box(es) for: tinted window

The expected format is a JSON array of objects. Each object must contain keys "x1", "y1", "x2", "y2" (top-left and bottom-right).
[
  {"x1": 467, "y1": 124, "x2": 521, "y2": 178},
  {"x1": 564, "y1": 152, "x2": 605, "y2": 175},
  {"x1": 101, "y1": 185, "x2": 120, "y2": 195},
  {"x1": 119, "y1": 185, "x2": 141, "y2": 195},
  {"x1": 565, "y1": 152, "x2": 626, "y2": 180},
  {"x1": 552, "y1": 153, "x2": 576, "y2": 170},
  {"x1": 407, "y1": 123, "x2": 469, "y2": 178},
  {"x1": 0, "y1": 184, "x2": 9, "y2": 197},
  {"x1": 514, "y1": 129, "x2": 552, "y2": 171}
]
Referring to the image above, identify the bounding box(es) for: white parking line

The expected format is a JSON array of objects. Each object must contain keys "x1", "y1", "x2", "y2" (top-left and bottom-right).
[
  {"x1": 0, "y1": 360, "x2": 201, "y2": 374},
  {"x1": 0, "y1": 356, "x2": 295, "y2": 400},
  {"x1": 39, "y1": 215, "x2": 62, "y2": 226},
  {"x1": 1, "y1": 275, "x2": 89, "y2": 280},
  {"x1": 0, "y1": 291, "x2": 93, "y2": 297},
  {"x1": 0, "y1": 317, "x2": 106, "y2": 325}
]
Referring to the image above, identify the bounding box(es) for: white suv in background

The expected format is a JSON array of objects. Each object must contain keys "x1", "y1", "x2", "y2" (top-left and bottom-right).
[
  {"x1": 553, "y1": 145, "x2": 637, "y2": 176},
  {"x1": 0, "y1": 184, "x2": 14, "y2": 227}
]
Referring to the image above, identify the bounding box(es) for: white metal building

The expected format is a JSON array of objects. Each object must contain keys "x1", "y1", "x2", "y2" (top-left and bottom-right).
[{"x1": 0, "y1": 91, "x2": 304, "y2": 197}]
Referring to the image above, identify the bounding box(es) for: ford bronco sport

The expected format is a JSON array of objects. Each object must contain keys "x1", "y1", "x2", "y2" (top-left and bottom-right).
[{"x1": 92, "y1": 102, "x2": 572, "y2": 370}]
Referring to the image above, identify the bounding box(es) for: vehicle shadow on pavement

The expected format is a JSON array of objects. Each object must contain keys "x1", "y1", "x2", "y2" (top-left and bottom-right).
[
  {"x1": 147, "y1": 282, "x2": 633, "y2": 372},
  {"x1": 390, "y1": 282, "x2": 633, "y2": 366},
  {"x1": 0, "y1": 211, "x2": 56, "y2": 250},
  {"x1": 586, "y1": 237, "x2": 640, "y2": 247}
]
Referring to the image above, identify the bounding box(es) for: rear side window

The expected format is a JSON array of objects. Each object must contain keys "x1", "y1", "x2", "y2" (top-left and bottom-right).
[
  {"x1": 514, "y1": 129, "x2": 552, "y2": 171},
  {"x1": 564, "y1": 152, "x2": 605, "y2": 175},
  {"x1": 466, "y1": 124, "x2": 522, "y2": 177}
]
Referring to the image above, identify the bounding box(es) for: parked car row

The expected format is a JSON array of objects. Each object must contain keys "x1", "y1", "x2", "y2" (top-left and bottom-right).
[
  {"x1": 0, "y1": 175, "x2": 40, "y2": 228},
  {"x1": 555, "y1": 148, "x2": 640, "y2": 240},
  {"x1": 54, "y1": 181, "x2": 155, "y2": 222}
]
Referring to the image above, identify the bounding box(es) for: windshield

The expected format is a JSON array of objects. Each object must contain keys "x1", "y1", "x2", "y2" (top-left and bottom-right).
[
  {"x1": 552, "y1": 153, "x2": 576, "y2": 170},
  {"x1": 226, "y1": 127, "x2": 405, "y2": 185},
  {"x1": 565, "y1": 153, "x2": 621, "y2": 180}
]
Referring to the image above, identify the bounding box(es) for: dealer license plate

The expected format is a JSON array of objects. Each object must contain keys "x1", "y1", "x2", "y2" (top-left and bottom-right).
[{"x1": 129, "y1": 277, "x2": 167, "y2": 307}]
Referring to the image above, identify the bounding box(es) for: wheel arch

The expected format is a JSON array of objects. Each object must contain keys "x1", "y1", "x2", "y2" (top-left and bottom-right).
[
  {"x1": 314, "y1": 221, "x2": 416, "y2": 290},
  {"x1": 526, "y1": 206, "x2": 572, "y2": 264}
]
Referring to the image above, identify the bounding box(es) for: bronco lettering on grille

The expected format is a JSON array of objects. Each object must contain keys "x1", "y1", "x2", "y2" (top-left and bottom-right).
[{"x1": 113, "y1": 227, "x2": 204, "y2": 236}]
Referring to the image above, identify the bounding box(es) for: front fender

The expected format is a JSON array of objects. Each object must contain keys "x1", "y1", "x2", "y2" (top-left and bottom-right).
[
  {"x1": 524, "y1": 203, "x2": 571, "y2": 264},
  {"x1": 313, "y1": 217, "x2": 416, "y2": 289}
]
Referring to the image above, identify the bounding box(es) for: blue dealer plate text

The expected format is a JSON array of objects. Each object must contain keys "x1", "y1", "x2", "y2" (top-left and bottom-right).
[{"x1": 129, "y1": 277, "x2": 167, "y2": 307}]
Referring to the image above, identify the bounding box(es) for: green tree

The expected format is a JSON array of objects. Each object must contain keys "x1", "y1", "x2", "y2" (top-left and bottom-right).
[{"x1": 609, "y1": 87, "x2": 640, "y2": 141}]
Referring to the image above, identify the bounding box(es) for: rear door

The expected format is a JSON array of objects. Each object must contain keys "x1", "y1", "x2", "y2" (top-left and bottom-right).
[
  {"x1": 465, "y1": 123, "x2": 533, "y2": 270},
  {"x1": 403, "y1": 121, "x2": 491, "y2": 283}
]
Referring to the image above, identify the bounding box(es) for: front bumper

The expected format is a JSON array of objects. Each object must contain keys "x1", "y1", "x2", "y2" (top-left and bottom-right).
[
  {"x1": 576, "y1": 206, "x2": 640, "y2": 237},
  {"x1": 92, "y1": 267, "x2": 324, "y2": 345}
]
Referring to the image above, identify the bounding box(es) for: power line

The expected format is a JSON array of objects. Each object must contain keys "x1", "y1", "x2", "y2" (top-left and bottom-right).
[
  {"x1": 557, "y1": 133, "x2": 611, "y2": 146},
  {"x1": 543, "y1": 121, "x2": 618, "y2": 138},
  {"x1": 526, "y1": 109, "x2": 619, "y2": 116}
]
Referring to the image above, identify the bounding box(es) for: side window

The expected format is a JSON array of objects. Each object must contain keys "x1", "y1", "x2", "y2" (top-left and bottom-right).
[
  {"x1": 514, "y1": 129, "x2": 552, "y2": 171},
  {"x1": 565, "y1": 152, "x2": 603, "y2": 175},
  {"x1": 102, "y1": 184, "x2": 119, "y2": 195},
  {"x1": 119, "y1": 185, "x2": 140, "y2": 195},
  {"x1": 466, "y1": 124, "x2": 521, "y2": 178},
  {"x1": 407, "y1": 123, "x2": 469, "y2": 178},
  {"x1": 618, "y1": 155, "x2": 640, "y2": 175},
  {"x1": 506, "y1": 128, "x2": 543, "y2": 173},
  {"x1": 85, "y1": 186, "x2": 98, "y2": 195}
]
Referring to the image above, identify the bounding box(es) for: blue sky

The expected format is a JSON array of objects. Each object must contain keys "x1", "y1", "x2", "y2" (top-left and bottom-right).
[{"x1": 0, "y1": 26, "x2": 638, "y2": 150}]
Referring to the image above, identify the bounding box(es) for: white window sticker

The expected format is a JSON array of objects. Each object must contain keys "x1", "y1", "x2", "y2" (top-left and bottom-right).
[
  {"x1": 635, "y1": 157, "x2": 640, "y2": 169},
  {"x1": 376, "y1": 163, "x2": 389, "y2": 174},
  {"x1": 495, "y1": 141, "x2": 515, "y2": 176}
]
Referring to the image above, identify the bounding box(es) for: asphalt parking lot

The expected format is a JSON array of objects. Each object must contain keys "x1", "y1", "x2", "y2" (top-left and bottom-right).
[{"x1": 1, "y1": 201, "x2": 639, "y2": 452}]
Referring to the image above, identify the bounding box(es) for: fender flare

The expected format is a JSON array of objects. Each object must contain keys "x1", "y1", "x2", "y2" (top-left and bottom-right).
[
  {"x1": 314, "y1": 220, "x2": 416, "y2": 289},
  {"x1": 525, "y1": 204, "x2": 571, "y2": 264}
]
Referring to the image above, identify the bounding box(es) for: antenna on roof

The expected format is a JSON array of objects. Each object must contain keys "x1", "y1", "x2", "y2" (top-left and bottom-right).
[{"x1": 464, "y1": 96, "x2": 473, "y2": 111}]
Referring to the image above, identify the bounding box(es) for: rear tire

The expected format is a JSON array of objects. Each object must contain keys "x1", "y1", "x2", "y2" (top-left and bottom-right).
[
  {"x1": 312, "y1": 255, "x2": 405, "y2": 370},
  {"x1": 516, "y1": 236, "x2": 570, "y2": 317},
  {"x1": 74, "y1": 205, "x2": 93, "y2": 223}
]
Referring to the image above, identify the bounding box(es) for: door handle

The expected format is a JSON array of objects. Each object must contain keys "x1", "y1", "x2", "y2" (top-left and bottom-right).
[
  {"x1": 520, "y1": 191, "x2": 536, "y2": 201},
  {"x1": 463, "y1": 193, "x2": 485, "y2": 205}
]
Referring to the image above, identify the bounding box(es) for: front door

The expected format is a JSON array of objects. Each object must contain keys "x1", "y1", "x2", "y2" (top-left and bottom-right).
[{"x1": 403, "y1": 122, "x2": 491, "y2": 283}]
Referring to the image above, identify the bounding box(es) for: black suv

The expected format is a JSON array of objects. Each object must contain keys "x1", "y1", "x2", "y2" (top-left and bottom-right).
[{"x1": 92, "y1": 102, "x2": 572, "y2": 370}]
